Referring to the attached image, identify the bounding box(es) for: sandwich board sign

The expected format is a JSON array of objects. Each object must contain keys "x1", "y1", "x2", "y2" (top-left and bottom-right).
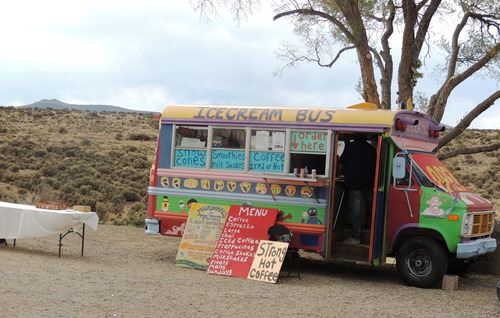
[{"x1": 206, "y1": 205, "x2": 278, "y2": 278}]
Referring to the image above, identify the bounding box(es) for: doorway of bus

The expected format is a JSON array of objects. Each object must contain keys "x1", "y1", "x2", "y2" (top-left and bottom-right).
[{"x1": 329, "y1": 132, "x2": 386, "y2": 265}]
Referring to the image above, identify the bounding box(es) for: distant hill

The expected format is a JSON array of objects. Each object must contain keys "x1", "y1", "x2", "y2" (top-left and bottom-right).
[{"x1": 16, "y1": 99, "x2": 154, "y2": 114}]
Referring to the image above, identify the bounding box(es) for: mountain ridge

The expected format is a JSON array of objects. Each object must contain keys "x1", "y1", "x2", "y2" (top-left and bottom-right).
[{"x1": 13, "y1": 99, "x2": 155, "y2": 114}]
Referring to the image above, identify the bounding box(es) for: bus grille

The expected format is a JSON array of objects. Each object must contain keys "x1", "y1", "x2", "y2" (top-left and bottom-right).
[{"x1": 471, "y1": 212, "x2": 495, "y2": 236}]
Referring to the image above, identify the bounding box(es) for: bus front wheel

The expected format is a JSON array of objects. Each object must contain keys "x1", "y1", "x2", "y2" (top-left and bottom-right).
[{"x1": 396, "y1": 237, "x2": 448, "y2": 288}]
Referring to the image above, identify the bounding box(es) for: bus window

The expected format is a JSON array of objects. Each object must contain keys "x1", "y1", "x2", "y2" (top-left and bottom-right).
[
  {"x1": 412, "y1": 160, "x2": 435, "y2": 188},
  {"x1": 211, "y1": 128, "x2": 246, "y2": 170},
  {"x1": 250, "y1": 129, "x2": 285, "y2": 151},
  {"x1": 175, "y1": 126, "x2": 208, "y2": 148},
  {"x1": 289, "y1": 130, "x2": 328, "y2": 176},
  {"x1": 289, "y1": 153, "x2": 326, "y2": 175},
  {"x1": 174, "y1": 125, "x2": 208, "y2": 168},
  {"x1": 212, "y1": 128, "x2": 246, "y2": 149},
  {"x1": 249, "y1": 129, "x2": 286, "y2": 173}
]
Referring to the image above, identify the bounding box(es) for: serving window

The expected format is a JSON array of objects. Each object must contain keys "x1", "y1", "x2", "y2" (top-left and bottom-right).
[
  {"x1": 173, "y1": 125, "x2": 208, "y2": 168},
  {"x1": 249, "y1": 129, "x2": 286, "y2": 173},
  {"x1": 172, "y1": 125, "x2": 329, "y2": 176},
  {"x1": 211, "y1": 128, "x2": 246, "y2": 170},
  {"x1": 175, "y1": 126, "x2": 207, "y2": 148},
  {"x1": 212, "y1": 128, "x2": 246, "y2": 149},
  {"x1": 289, "y1": 130, "x2": 328, "y2": 175}
]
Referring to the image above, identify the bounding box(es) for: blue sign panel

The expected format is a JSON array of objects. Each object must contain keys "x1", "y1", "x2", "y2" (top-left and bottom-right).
[
  {"x1": 174, "y1": 149, "x2": 206, "y2": 168},
  {"x1": 249, "y1": 151, "x2": 284, "y2": 172},
  {"x1": 211, "y1": 150, "x2": 245, "y2": 170}
]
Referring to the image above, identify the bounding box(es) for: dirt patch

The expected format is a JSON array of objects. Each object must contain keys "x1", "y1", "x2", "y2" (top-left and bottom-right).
[{"x1": 1, "y1": 224, "x2": 499, "y2": 317}]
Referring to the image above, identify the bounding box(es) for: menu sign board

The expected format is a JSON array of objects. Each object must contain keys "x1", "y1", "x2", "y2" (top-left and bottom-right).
[
  {"x1": 175, "y1": 203, "x2": 229, "y2": 270},
  {"x1": 207, "y1": 205, "x2": 278, "y2": 278}
]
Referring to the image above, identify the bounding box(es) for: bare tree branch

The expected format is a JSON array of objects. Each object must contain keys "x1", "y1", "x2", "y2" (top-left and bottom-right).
[
  {"x1": 273, "y1": 8, "x2": 356, "y2": 43},
  {"x1": 438, "y1": 89, "x2": 500, "y2": 149},
  {"x1": 438, "y1": 142, "x2": 500, "y2": 160},
  {"x1": 191, "y1": 0, "x2": 259, "y2": 23},
  {"x1": 448, "y1": 12, "x2": 470, "y2": 78},
  {"x1": 416, "y1": 0, "x2": 430, "y2": 11},
  {"x1": 413, "y1": 0, "x2": 441, "y2": 54},
  {"x1": 379, "y1": 0, "x2": 396, "y2": 109},
  {"x1": 274, "y1": 43, "x2": 355, "y2": 76},
  {"x1": 321, "y1": 46, "x2": 357, "y2": 68},
  {"x1": 428, "y1": 43, "x2": 500, "y2": 123},
  {"x1": 398, "y1": 0, "x2": 441, "y2": 105}
]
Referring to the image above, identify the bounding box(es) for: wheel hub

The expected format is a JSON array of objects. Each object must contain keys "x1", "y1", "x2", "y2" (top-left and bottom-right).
[{"x1": 407, "y1": 250, "x2": 432, "y2": 277}]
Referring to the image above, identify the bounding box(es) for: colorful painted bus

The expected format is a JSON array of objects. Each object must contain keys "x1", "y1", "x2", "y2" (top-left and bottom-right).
[{"x1": 146, "y1": 102, "x2": 497, "y2": 288}]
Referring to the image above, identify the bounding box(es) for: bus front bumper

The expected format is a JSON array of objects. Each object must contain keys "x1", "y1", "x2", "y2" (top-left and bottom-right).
[{"x1": 456, "y1": 238, "x2": 497, "y2": 259}]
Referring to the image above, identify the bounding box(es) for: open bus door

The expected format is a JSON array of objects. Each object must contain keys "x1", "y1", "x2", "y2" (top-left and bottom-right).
[
  {"x1": 328, "y1": 133, "x2": 387, "y2": 266},
  {"x1": 369, "y1": 135, "x2": 389, "y2": 266}
]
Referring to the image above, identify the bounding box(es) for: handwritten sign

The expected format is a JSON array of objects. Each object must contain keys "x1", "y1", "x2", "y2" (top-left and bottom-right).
[
  {"x1": 247, "y1": 240, "x2": 288, "y2": 283},
  {"x1": 211, "y1": 150, "x2": 245, "y2": 170},
  {"x1": 249, "y1": 152, "x2": 285, "y2": 172},
  {"x1": 255, "y1": 131, "x2": 270, "y2": 150},
  {"x1": 272, "y1": 131, "x2": 285, "y2": 151},
  {"x1": 207, "y1": 205, "x2": 278, "y2": 278},
  {"x1": 175, "y1": 203, "x2": 229, "y2": 270},
  {"x1": 174, "y1": 149, "x2": 206, "y2": 168},
  {"x1": 290, "y1": 131, "x2": 327, "y2": 153}
]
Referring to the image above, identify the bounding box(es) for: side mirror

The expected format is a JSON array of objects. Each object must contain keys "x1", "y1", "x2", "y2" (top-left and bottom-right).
[{"x1": 393, "y1": 157, "x2": 406, "y2": 179}]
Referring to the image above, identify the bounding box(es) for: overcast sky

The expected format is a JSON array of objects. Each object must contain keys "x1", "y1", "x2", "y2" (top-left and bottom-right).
[{"x1": 0, "y1": 1, "x2": 498, "y2": 129}]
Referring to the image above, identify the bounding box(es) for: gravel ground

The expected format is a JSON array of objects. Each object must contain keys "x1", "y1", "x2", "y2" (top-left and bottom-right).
[{"x1": 1, "y1": 224, "x2": 499, "y2": 318}]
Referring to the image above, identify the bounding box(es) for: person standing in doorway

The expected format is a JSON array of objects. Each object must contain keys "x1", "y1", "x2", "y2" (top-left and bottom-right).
[{"x1": 339, "y1": 135, "x2": 377, "y2": 244}]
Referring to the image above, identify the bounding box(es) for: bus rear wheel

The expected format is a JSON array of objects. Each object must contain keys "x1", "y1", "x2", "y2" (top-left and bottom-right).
[{"x1": 396, "y1": 237, "x2": 448, "y2": 288}]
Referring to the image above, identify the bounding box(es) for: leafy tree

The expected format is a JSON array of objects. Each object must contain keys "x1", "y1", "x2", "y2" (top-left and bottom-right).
[{"x1": 192, "y1": 0, "x2": 499, "y2": 153}]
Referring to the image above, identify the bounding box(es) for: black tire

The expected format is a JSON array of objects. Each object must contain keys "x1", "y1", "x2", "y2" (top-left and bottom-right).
[{"x1": 396, "y1": 237, "x2": 448, "y2": 288}]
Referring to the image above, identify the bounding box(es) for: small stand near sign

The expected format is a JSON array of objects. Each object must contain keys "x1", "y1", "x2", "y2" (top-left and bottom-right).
[{"x1": 247, "y1": 240, "x2": 288, "y2": 284}]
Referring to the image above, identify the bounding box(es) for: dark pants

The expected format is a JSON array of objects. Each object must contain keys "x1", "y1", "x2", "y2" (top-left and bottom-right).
[{"x1": 347, "y1": 189, "x2": 373, "y2": 240}]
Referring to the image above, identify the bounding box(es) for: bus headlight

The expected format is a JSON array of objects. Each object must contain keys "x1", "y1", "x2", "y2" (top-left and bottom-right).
[{"x1": 461, "y1": 213, "x2": 472, "y2": 237}]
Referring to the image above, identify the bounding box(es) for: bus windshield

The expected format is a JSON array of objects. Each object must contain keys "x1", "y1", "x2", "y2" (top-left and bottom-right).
[
  {"x1": 411, "y1": 153, "x2": 469, "y2": 193},
  {"x1": 410, "y1": 156, "x2": 435, "y2": 188}
]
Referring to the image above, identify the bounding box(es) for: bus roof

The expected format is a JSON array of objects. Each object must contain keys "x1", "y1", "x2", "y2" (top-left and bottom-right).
[
  {"x1": 161, "y1": 103, "x2": 442, "y2": 152},
  {"x1": 161, "y1": 102, "x2": 409, "y2": 127}
]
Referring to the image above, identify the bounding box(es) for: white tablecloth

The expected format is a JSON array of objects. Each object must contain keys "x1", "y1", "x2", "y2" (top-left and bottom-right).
[{"x1": 0, "y1": 201, "x2": 98, "y2": 239}]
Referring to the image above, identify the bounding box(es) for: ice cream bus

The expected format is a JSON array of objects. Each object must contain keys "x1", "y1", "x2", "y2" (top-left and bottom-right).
[{"x1": 146, "y1": 102, "x2": 496, "y2": 288}]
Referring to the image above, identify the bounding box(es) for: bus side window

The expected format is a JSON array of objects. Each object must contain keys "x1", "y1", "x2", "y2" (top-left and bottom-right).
[
  {"x1": 249, "y1": 129, "x2": 286, "y2": 173},
  {"x1": 213, "y1": 128, "x2": 245, "y2": 149},
  {"x1": 174, "y1": 125, "x2": 208, "y2": 168},
  {"x1": 176, "y1": 126, "x2": 208, "y2": 148},
  {"x1": 289, "y1": 153, "x2": 326, "y2": 175},
  {"x1": 289, "y1": 130, "x2": 328, "y2": 176}
]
